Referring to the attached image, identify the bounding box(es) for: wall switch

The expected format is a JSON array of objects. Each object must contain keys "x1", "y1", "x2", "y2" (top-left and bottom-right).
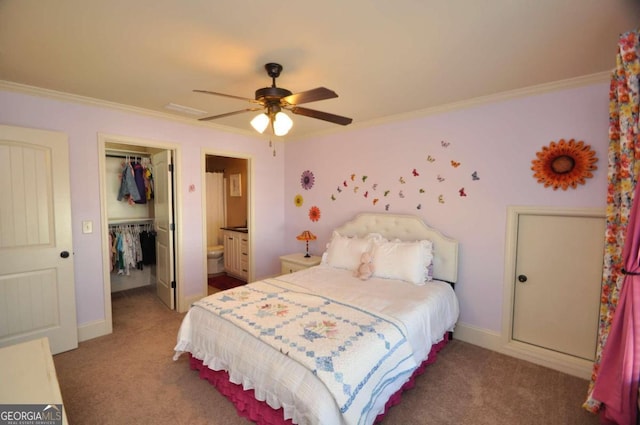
[{"x1": 82, "y1": 220, "x2": 93, "y2": 234}]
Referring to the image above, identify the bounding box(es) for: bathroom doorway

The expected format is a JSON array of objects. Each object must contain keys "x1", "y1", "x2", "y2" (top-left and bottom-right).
[{"x1": 202, "y1": 152, "x2": 250, "y2": 292}]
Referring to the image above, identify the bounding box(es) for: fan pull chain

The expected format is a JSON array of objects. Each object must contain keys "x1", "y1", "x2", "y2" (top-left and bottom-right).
[{"x1": 269, "y1": 138, "x2": 276, "y2": 156}]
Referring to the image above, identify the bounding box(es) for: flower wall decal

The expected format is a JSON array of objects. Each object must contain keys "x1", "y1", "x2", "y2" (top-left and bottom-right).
[
  {"x1": 301, "y1": 170, "x2": 315, "y2": 190},
  {"x1": 531, "y1": 139, "x2": 598, "y2": 190},
  {"x1": 309, "y1": 206, "x2": 321, "y2": 222},
  {"x1": 294, "y1": 194, "x2": 304, "y2": 207}
]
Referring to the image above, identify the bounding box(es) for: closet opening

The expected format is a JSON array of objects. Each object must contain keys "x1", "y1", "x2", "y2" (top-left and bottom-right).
[{"x1": 98, "y1": 135, "x2": 181, "y2": 337}]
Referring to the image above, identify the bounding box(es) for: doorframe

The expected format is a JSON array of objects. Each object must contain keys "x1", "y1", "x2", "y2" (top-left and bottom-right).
[
  {"x1": 201, "y1": 148, "x2": 254, "y2": 295},
  {"x1": 97, "y1": 133, "x2": 184, "y2": 336},
  {"x1": 502, "y1": 205, "x2": 605, "y2": 379}
]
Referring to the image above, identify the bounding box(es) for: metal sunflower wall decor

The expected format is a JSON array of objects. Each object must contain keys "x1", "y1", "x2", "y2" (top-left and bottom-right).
[{"x1": 531, "y1": 138, "x2": 598, "y2": 190}]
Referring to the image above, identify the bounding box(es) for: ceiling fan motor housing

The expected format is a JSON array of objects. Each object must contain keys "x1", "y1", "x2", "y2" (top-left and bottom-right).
[{"x1": 255, "y1": 86, "x2": 292, "y2": 104}]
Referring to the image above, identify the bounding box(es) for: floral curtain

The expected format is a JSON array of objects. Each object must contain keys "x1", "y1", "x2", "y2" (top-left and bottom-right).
[{"x1": 584, "y1": 29, "x2": 640, "y2": 419}]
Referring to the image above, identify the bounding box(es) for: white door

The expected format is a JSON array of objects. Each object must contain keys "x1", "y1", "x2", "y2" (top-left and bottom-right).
[
  {"x1": 512, "y1": 213, "x2": 604, "y2": 360},
  {"x1": 152, "y1": 150, "x2": 175, "y2": 309},
  {"x1": 0, "y1": 125, "x2": 78, "y2": 354}
]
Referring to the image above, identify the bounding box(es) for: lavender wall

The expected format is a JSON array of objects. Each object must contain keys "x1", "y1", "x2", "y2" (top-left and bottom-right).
[
  {"x1": 0, "y1": 89, "x2": 286, "y2": 327},
  {"x1": 0, "y1": 81, "x2": 610, "y2": 338},
  {"x1": 283, "y1": 83, "x2": 609, "y2": 333}
]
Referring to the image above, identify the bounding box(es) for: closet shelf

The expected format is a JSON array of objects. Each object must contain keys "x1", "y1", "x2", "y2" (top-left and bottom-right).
[{"x1": 108, "y1": 218, "x2": 154, "y2": 225}]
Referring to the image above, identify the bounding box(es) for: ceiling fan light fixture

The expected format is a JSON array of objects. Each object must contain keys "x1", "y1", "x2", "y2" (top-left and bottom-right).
[
  {"x1": 250, "y1": 113, "x2": 270, "y2": 133},
  {"x1": 273, "y1": 111, "x2": 293, "y2": 136},
  {"x1": 195, "y1": 62, "x2": 352, "y2": 132}
]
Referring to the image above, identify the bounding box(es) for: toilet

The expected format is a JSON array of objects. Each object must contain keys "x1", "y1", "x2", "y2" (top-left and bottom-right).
[{"x1": 207, "y1": 245, "x2": 225, "y2": 275}]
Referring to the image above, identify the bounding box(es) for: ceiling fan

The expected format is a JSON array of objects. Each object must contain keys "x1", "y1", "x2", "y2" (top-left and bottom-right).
[{"x1": 194, "y1": 63, "x2": 353, "y2": 136}]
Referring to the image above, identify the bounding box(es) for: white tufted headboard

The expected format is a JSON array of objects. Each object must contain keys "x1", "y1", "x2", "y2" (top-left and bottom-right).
[{"x1": 333, "y1": 213, "x2": 459, "y2": 284}]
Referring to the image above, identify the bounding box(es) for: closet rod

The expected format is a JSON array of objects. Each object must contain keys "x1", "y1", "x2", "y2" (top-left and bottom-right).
[
  {"x1": 108, "y1": 218, "x2": 154, "y2": 226},
  {"x1": 106, "y1": 153, "x2": 151, "y2": 159}
]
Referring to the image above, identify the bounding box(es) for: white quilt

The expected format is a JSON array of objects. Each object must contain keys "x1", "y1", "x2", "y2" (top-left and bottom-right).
[{"x1": 174, "y1": 264, "x2": 459, "y2": 425}]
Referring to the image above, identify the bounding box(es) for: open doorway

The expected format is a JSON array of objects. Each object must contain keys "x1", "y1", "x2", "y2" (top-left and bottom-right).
[
  {"x1": 203, "y1": 153, "x2": 250, "y2": 295},
  {"x1": 98, "y1": 134, "x2": 181, "y2": 336}
]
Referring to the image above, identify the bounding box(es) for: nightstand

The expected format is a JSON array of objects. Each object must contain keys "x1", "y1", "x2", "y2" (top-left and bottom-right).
[{"x1": 280, "y1": 253, "x2": 321, "y2": 274}]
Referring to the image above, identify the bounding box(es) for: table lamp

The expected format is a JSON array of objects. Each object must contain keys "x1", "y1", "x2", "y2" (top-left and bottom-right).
[{"x1": 296, "y1": 230, "x2": 317, "y2": 258}]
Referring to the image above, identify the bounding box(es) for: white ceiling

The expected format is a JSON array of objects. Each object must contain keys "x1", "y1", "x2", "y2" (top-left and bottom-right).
[{"x1": 0, "y1": 0, "x2": 638, "y2": 139}]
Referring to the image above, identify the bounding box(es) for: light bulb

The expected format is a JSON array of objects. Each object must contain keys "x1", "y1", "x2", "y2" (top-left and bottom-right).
[
  {"x1": 273, "y1": 111, "x2": 293, "y2": 136},
  {"x1": 250, "y1": 113, "x2": 269, "y2": 134}
]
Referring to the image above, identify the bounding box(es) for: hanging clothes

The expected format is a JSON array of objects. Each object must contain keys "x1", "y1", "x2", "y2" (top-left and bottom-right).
[
  {"x1": 142, "y1": 158, "x2": 154, "y2": 201},
  {"x1": 109, "y1": 223, "x2": 155, "y2": 275},
  {"x1": 140, "y1": 229, "x2": 156, "y2": 265},
  {"x1": 115, "y1": 156, "x2": 154, "y2": 204},
  {"x1": 117, "y1": 161, "x2": 142, "y2": 203},
  {"x1": 131, "y1": 161, "x2": 147, "y2": 204}
]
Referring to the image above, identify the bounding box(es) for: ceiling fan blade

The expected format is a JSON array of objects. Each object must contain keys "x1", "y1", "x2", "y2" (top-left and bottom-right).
[
  {"x1": 290, "y1": 107, "x2": 353, "y2": 126},
  {"x1": 193, "y1": 89, "x2": 261, "y2": 104},
  {"x1": 282, "y1": 87, "x2": 338, "y2": 106},
  {"x1": 199, "y1": 107, "x2": 264, "y2": 121}
]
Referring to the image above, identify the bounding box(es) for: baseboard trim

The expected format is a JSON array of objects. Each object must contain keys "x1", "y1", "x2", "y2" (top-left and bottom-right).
[
  {"x1": 453, "y1": 322, "x2": 593, "y2": 380},
  {"x1": 77, "y1": 319, "x2": 112, "y2": 342}
]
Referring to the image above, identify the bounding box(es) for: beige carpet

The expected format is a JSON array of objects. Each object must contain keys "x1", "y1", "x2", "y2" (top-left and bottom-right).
[{"x1": 53, "y1": 285, "x2": 599, "y2": 425}]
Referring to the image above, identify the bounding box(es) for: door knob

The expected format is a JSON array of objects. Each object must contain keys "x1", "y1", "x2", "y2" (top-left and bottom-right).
[
  {"x1": 60, "y1": 251, "x2": 70, "y2": 258},
  {"x1": 518, "y1": 274, "x2": 527, "y2": 283}
]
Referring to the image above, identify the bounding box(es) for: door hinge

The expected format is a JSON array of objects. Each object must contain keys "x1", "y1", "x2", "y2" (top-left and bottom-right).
[
  {"x1": 170, "y1": 223, "x2": 175, "y2": 231},
  {"x1": 168, "y1": 163, "x2": 174, "y2": 172},
  {"x1": 171, "y1": 281, "x2": 176, "y2": 289}
]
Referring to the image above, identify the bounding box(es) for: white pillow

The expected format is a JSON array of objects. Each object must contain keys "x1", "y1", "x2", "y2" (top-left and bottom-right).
[
  {"x1": 371, "y1": 239, "x2": 434, "y2": 285},
  {"x1": 325, "y1": 232, "x2": 380, "y2": 270}
]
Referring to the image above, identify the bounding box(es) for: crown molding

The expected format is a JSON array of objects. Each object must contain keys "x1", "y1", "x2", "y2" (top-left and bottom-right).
[
  {"x1": 350, "y1": 71, "x2": 612, "y2": 131},
  {"x1": 0, "y1": 71, "x2": 611, "y2": 142},
  {"x1": 0, "y1": 80, "x2": 259, "y2": 138}
]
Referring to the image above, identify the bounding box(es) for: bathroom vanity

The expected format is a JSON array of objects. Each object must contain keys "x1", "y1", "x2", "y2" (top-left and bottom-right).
[{"x1": 222, "y1": 228, "x2": 249, "y2": 281}]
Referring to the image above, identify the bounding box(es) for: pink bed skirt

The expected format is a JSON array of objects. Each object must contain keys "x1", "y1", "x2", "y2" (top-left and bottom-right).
[{"x1": 188, "y1": 333, "x2": 450, "y2": 424}]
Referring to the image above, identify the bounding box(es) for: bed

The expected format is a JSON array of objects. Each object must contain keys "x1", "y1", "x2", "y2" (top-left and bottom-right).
[{"x1": 174, "y1": 213, "x2": 460, "y2": 425}]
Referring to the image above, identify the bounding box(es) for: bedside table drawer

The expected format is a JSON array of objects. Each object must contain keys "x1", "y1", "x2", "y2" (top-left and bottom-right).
[
  {"x1": 279, "y1": 253, "x2": 321, "y2": 274},
  {"x1": 281, "y1": 261, "x2": 306, "y2": 274}
]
